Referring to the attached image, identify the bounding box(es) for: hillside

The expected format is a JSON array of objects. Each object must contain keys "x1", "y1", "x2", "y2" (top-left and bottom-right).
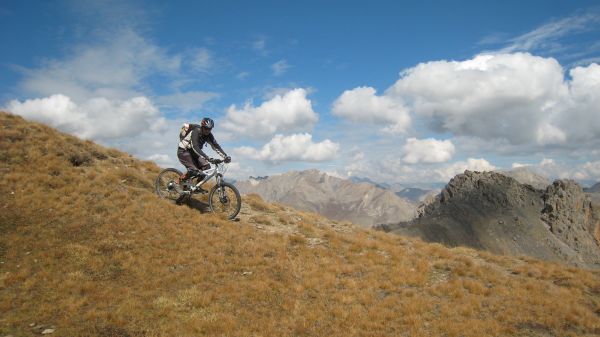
[
  {"x1": 378, "y1": 171, "x2": 600, "y2": 269},
  {"x1": 1, "y1": 111, "x2": 600, "y2": 337},
  {"x1": 237, "y1": 170, "x2": 417, "y2": 227}
]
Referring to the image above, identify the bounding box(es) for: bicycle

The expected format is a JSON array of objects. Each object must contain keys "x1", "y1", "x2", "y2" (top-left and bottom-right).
[{"x1": 155, "y1": 158, "x2": 242, "y2": 220}]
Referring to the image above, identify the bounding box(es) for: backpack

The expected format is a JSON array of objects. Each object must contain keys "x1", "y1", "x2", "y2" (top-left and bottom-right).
[{"x1": 179, "y1": 123, "x2": 200, "y2": 141}]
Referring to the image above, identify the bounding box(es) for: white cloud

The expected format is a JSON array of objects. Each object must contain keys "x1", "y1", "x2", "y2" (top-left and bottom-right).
[
  {"x1": 558, "y1": 63, "x2": 600, "y2": 141},
  {"x1": 6, "y1": 94, "x2": 166, "y2": 140},
  {"x1": 189, "y1": 48, "x2": 213, "y2": 72},
  {"x1": 512, "y1": 162, "x2": 531, "y2": 169},
  {"x1": 332, "y1": 86, "x2": 411, "y2": 134},
  {"x1": 388, "y1": 53, "x2": 569, "y2": 145},
  {"x1": 436, "y1": 158, "x2": 497, "y2": 181},
  {"x1": 156, "y1": 91, "x2": 219, "y2": 112},
  {"x1": 497, "y1": 12, "x2": 600, "y2": 53},
  {"x1": 513, "y1": 158, "x2": 600, "y2": 182},
  {"x1": 384, "y1": 53, "x2": 600, "y2": 150},
  {"x1": 342, "y1": 155, "x2": 497, "y2": 187},
  {"x1": 580, "y1": 161, "x2": 600, "y2": 181},
  {"x1": 271, "y1": 60, "x2": 291, "y2": 76},
  {"x1": 222, "y1": 88, "x2": 318, "y2": 139},
  {"x1": 536, "y1": 122, "x2": 567, "y2": 145},
  {"x1": 147, "y1": 154, "x2": 172, "y2": 167},
  {"x1": 20, "y1": 29, "x2": 182, "y2": 102},
  {"x1": 234, "y1": 133, "x2": 339, "y2": 163},
  {"x1": 224, "y1": 162, "x2": 256, "y2": 181},
  {"x1": 402, "y1": 138, "x2": 455, "y2": 164}
]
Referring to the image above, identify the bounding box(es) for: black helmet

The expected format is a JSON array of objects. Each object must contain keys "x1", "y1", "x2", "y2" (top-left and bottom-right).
[{"x1": 201, "y1": 117, "x2": 214, "y2": 129}]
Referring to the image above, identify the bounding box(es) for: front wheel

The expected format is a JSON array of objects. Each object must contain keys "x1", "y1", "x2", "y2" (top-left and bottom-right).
[{"x1": 208, "y1": 182, "x2": 242, "y2": 220}]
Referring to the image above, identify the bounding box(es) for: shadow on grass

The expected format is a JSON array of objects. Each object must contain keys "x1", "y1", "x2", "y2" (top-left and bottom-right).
[
  {"x1": 183, "y1": 196, "x2": 241, "y2": 222},
  {"x1": 184, "y1": 197, "x2": 211, "y2": 213}
]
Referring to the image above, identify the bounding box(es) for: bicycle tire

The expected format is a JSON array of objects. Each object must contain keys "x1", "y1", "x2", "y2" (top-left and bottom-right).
[
  {"x1": 155, "y1": 168, "x2": 185, "y2": 201},
  {"x1": 208, "y1": 182, "x2": 242, "y2": 220}
]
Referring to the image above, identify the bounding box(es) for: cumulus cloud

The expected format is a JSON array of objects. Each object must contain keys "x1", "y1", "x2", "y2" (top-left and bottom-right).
[
  {"x1": 558, "y1": 63, "x2": 600, "y2": 141},
  {"x1": 381, "y1": 53, "x2": 600, "y2": 151},
  {"x1": 333, "y1": 53, "x2": 600, "y2": 155},
  {"x1": 332, "y1": 86, "x2": 411, "y2": 134},
  {"x1": 580, "y1": 161, "x2": 600, "y2": 181},
  {"x1": 234, "y1": 133, "x2": 339, "y2": 163},
  {"x1": 343, "y1": 155, "x2": 497, "y2": 186},
  {"x1": 387, "y1": 53, "x2": 570, "y2": 145},
  {"x1": 436, "y1": 158, "x2": 497, "y2": 181},
  {"x1": 224, "y1": 162, "x2": 256, "y2": 181},
  {"x1": 510, "y1": 158, "x2": 600, "y2": 182},
  {"x1": 222, "y1": 88, "x2": 318, "y2": 139},
  {"x1": 6, "y1": 94, "x2": 166, "y2": 140},
  {"x1": 402, "y1": 138, "x2": 455, "y2": 164}
]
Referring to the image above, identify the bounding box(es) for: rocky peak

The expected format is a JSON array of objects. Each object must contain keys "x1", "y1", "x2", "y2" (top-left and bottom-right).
[
  {"x1": 541, "y1": 179, "x2": 600, "y2": 245},
  {"x1": 421, "y1": 171, "x2": 540, "y2": 217}
]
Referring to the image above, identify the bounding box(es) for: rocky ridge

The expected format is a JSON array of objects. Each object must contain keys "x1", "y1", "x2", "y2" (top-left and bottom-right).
[{"x1": 377, "y1": 170, "x2": 600, "y2": 269}]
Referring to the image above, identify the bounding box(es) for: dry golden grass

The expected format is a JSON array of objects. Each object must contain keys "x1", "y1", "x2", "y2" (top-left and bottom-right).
[
  {"x1": 244, "y1": 193, "x2": 279, "y2": 212},
  {"x1": 1, "y1": 112, "x2": 600, "y2": 336}
]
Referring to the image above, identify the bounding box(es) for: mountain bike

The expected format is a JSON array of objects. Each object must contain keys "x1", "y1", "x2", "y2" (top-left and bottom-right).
[{"x1": 155, "y1": 158, "x2": 242, "y2": 220}]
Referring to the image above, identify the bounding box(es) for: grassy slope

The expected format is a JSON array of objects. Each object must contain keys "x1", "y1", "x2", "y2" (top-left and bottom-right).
[{"x1": 1, "y1": 111, "x2": 600, "y2": 337}]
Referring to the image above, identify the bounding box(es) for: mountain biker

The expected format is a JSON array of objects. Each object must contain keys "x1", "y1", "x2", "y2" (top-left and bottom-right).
[{"x1": 177, "y1": 117, "x2": 231, "y2": 185}]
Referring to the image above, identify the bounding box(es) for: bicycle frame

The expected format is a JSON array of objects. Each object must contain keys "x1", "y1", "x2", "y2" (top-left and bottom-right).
[{"x1": 191, "y1": 162, "x2": 226, "y2": 190}]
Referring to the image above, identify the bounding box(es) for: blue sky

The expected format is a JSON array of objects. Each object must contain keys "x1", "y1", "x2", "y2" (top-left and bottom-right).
[{"x1": 2, "y1": 0, "x2": 600, "y2": 187}]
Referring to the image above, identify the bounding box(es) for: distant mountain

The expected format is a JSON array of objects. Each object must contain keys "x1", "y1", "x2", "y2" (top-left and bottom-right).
[
  {"x1": 349, "y1": 177, "x2": 439, "y2": 203},
  {"x1": 376, "y1": 171, "x2": 600, "y2": 269},
  {"x1": 497, "y1": 167, "x2": 551, "y2": 190},
  {"x1": 396, "y1": 187, "x2": 439, "y2": 203},
  {"x1": 238, "y1": 169, "x2": 417, "y2": 227},
  {"x1": 349, "y1": 176, "x2": 389, "y2": 189},
  {"x1": 584, "y1": 182, "x2": 600, "y2": 193}
]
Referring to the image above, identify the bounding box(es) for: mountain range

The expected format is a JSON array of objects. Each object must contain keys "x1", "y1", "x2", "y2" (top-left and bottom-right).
[{"x1": 237, "y1": 170, "x2": 417, "y2": 227}]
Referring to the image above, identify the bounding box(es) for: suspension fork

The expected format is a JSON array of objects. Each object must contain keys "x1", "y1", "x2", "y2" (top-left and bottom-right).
[{"x1": 216, "y1": 173, "x2": 224, "y2": 196}]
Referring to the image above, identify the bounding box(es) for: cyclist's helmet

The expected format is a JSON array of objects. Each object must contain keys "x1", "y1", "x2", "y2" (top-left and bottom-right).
[{"x1": 201, "y1": 117, "x2": 214, "y2": 129}]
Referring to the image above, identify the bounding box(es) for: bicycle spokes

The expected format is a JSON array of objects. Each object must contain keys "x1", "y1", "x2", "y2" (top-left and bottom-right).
[{"x1": 209, "y1": 183, "x2": 241, "y2": 220}]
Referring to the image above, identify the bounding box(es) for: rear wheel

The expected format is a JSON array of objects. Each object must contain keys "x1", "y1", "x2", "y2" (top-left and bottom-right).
[
  {"x1": 155, "y1": 168, "x2": 185, "y2": 202},
  {"x1": 208, "y1": 182, "x2": 242, "y2": 220}
]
